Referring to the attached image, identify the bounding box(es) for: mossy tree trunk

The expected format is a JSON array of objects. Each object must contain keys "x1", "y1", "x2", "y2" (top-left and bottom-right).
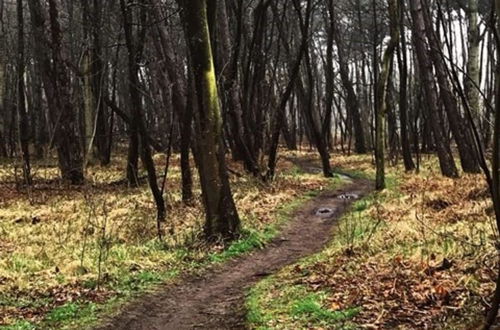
[{"x1": 180, "y1": 0, "x2": 240, "y2": 240}]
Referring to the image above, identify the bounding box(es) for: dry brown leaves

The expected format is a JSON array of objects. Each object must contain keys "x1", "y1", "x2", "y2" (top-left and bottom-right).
[{"x1": 276, "y1": 153, "x2": 496, "y2": 328}]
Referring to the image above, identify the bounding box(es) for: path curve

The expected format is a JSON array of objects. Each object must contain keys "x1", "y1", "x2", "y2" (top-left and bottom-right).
[{"x1": 96, "y1": 176, "x2": 373, "y2": 330}]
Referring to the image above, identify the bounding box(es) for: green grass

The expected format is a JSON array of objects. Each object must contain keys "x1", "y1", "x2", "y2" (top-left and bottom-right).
[
  {"x1": 247, "y1": 280, "x2": 360, "y2": 329},
  {"x1": 291, "y1": 293, "x2": 360, "y2": 323}
]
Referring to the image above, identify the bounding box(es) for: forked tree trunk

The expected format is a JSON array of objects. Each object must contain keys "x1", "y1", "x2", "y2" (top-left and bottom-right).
[{"x1": 121, "y1": 0, "x2": 166, "y2": 226}]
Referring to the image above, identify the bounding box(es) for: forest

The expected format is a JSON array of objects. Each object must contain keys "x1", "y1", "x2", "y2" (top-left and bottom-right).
[{"x1": 0, "y1": 0, "x2": 500, "y2": 329}]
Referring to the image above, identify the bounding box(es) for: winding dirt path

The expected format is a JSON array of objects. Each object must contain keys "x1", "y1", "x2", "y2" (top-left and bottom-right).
[{"x1": 96, "y1": 174, "x2": 372, "y2": 330}]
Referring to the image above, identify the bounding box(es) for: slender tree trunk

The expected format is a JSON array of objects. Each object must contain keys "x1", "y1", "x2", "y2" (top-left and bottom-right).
[
  {"x1": 397, "y1": 0, "x2": 415, "y2": 171},
  {"x1": 375, "y1": 0, "x2": 399, "y2": 190},
  {"x1": 17, "y1": 0, "x2": 31, "y2": 185},
  {"x1": 121, "y1": 0, "x2": 166, "y2": 226},
  {"x1": 465, "y1": 0, "x2": 481, "y2": 124}
]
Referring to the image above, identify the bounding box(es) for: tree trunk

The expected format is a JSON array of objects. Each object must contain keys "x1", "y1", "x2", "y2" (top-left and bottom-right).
[
  {"x1": 409, "y1": 0, "x2": 459, "y2": 178},
  {"x1": 397, "y1": 0, "x2": 415, "y2": 171},
  {"x1": 17, "y1": 0, "x2": 31, "y2": 185},
  {"x1": 180, "y1": 0, "x2": 240, "y2": 240},
  {"x1": 28, "y1": 0, "x2": 85, "y2": 184},
  {"x1": 375, "y1": 0, "x2": 399, "y2": 190}
]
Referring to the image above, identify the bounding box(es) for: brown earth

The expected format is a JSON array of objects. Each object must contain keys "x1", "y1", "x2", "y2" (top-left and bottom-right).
[{"x1": 96, "y1": 176, "x2": 373, "y2": 330}]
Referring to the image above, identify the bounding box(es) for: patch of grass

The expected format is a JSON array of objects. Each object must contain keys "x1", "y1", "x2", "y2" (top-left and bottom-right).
[
  {"x1": 46, "y1": 303, "x2": 80, "y2": 323},
  {"x1": 291, "y1": 293, "x2": 360, "y2": 323},
  {"x1": 247, "y1": 279, "x2": 359, "y2": 329},
  {"x1": 210, "y1": 229, "x2": 270, "y2": 263},
  {"x1": 0, "y1": 320, "x2": 37, "y2": 330}
]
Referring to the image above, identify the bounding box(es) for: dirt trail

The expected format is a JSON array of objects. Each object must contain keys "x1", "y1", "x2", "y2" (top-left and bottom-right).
[{"x1": 96, "y1": 169, "x2": 373, "y2": 330}]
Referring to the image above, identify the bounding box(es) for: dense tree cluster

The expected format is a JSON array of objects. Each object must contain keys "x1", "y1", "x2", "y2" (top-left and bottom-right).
[{"x1": 0, "y1": 0, "x2": 496, "y2": 236}]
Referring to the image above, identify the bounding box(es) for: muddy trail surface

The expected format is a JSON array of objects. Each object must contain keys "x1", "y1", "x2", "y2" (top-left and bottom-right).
[{"x1": 97, "y1": 164, "x2": 373, "y2": 330}]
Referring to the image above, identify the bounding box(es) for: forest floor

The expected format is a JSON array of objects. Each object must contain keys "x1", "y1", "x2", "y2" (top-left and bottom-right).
[
  {"x1": 0, "y1": 150, "x2": 339, "y2": 329},
  {"x1": 0, "y1": 151, "x2": 497, "y2": 329}
]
